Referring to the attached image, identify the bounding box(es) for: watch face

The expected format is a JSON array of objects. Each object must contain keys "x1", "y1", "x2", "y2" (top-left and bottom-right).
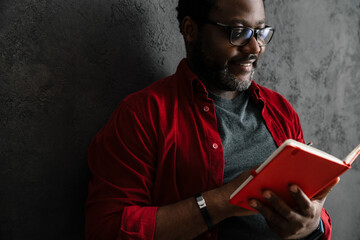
[
  {"x1": 196, "y1": 194, "x2": 207, "y2": 208},
  {"x1": 195, "y1": 194, "x2": 214, "y2": 230}
]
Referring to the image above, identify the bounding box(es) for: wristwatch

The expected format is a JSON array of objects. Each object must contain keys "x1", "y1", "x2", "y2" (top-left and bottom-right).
[
  {"x1": 195, "y1": 193, "x2": 214, "y2": 230},
  {"x1": 305, "y1": 219, "x2": 325, "y2": 240}
]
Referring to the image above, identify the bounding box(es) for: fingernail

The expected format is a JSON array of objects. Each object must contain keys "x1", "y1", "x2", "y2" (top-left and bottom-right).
[
  {"x1": 249, "y1": 200, "x2": 258, "y2": 208},
  {"x1": 290, "y1": 185, "x2": 298, "y2": 193},
  {"x1": 263, "y1": 191, "x2": 271, "y2": 199}
]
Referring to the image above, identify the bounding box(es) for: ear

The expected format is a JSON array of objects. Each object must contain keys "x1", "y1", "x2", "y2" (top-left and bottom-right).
[{"x1": 181, "y1": 16, "x2": 198, "y2": 44}]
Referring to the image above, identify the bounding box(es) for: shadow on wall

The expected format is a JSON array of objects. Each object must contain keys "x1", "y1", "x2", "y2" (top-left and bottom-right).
[{"x1": 0, "y1": 0, "x2": 167, "y2": 239}]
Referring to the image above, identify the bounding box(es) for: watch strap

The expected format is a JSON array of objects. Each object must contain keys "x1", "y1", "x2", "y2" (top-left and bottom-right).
[
  {"x1": 305, "y1": 218, "x2": 325, "y2": 240},
  {"x1": 195, "y1": 193, "x2": 214, "y2": 230}
]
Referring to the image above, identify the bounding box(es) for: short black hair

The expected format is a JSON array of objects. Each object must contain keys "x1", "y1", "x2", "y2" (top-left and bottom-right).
[
  {"x1": 176, "y1": 0, "x2": 218, "y2": 33},
  {"x1": 176, "y1": 0, "x2": 265, "y2": 33}
]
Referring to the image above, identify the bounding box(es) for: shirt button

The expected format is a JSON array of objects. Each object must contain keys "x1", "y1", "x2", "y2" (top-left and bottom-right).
[
  {"x1": 212, "y1": 143, "x2": 218, "y2": 149},
  {"x1": 203, "y1": 106, "x2": 210, "y2": 112}
]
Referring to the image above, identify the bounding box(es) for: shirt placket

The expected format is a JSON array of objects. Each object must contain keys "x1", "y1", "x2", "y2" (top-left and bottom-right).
[{"x1": 201, "y1": 98, "x2": 225, "y2": 188}]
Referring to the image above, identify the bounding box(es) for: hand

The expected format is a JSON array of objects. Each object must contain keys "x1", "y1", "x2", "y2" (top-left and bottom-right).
[
  {"x1": 248, "y1": 177, "x2": 340, "y2": 239},
  {"x1": 220, "y1": 169, "x2": 257, "y2": 217}
]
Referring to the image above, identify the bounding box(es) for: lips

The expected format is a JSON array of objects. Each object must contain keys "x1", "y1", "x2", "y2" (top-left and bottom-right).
[
  {"x1": 238, "y1": 63, "x2": 252, "y2": 67},
  {"x1": 229, "y1": 60, "x2": 255, "y2": 74}
]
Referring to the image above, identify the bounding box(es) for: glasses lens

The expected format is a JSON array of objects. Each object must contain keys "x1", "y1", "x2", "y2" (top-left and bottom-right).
[
  {"x1": 257, "y1": 28, "x2": 274, "y2": 46},
  {"x1": 231, "y1": 28, "x2": 253, "y2": 46}
]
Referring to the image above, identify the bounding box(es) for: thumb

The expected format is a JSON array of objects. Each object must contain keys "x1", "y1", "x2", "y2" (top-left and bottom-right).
[{"x1": 312, "y1": 177, "x2": 340, "y2": 200}]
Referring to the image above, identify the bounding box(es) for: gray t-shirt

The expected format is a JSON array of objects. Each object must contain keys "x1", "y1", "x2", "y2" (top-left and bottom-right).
[{"x1": 208, "y1": 91, "x2": 281, "y2": 239}]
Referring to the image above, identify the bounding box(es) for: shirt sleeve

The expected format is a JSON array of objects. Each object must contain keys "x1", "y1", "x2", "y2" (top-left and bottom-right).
[
  {"x1": 320, "y1": 208, "x2": 332, "y2": 240},
  {"x1": 85, "y1": 102, "x2": 158, "y2": 240},
  {"x1": 293, "y1": 111, "x2": 305, "y2": 144}
]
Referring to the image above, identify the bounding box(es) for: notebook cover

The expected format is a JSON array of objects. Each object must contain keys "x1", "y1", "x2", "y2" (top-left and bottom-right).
[{"x1": 229, "y1": 143, "x2": 350, "y2": 211}]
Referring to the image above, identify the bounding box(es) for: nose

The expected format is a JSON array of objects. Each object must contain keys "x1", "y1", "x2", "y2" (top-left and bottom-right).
[{"x1": 240, "y1": 36, "x2": 261, "y2": 54}]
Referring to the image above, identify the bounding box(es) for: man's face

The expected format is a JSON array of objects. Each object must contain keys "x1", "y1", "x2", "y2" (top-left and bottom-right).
[{"x1": 189, "y1": 0, "x2": 266, "y2": 92}]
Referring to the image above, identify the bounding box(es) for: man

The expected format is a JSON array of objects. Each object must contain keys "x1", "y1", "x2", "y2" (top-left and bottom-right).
[{"x1": 86, "y1": 0, "x2": 338, "y2": 239}]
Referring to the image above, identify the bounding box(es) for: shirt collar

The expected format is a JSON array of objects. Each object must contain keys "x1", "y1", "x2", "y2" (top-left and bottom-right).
[{"x1": 175, "y1": 58, "x2": 208, "y2": 103}]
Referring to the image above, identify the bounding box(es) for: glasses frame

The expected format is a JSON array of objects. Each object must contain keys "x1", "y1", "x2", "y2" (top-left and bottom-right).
[{"x1": 204, "y1": 20, "x2": 275, "y2": 47}]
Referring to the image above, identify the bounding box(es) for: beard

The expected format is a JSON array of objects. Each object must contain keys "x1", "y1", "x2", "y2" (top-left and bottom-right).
[{"x1": 189, "y1": 37, "x2": 257, "y2": 92}]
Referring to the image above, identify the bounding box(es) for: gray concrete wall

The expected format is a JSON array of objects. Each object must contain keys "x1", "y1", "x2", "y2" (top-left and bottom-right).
[
  {"x1": 258, "y1": 2, "x2": 360, "y2": 239},
  {"x1": 0, "y1": 0, "x2": 358, "y2": 239}
]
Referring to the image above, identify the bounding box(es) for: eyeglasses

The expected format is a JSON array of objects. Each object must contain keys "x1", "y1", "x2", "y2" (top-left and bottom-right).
[{"x1": 204, "y1": 20, "x2": 275, "y2": 47}]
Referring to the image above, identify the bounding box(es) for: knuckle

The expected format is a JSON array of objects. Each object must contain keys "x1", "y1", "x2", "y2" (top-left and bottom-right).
[
  {"x1": 283, "y1": 210, "x2": 296, "y2": 221},
  {"x1": 285, "y1": 210, "x2": 294, "y2": 218},
  {"x1": 304, "y1": 207, "x2": 316, "y2": 218},
  {"x1": 297, "y1": 221, "x2": 306, "y2": 230}
]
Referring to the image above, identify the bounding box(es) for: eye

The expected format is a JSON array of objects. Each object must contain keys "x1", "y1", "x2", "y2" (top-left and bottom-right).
[
  {"x1": 258, "y1": 28, "x2": 270, "y2": 38},
  {"x1": 232, "y1": 28, "x2": 252, "y2": 40}
]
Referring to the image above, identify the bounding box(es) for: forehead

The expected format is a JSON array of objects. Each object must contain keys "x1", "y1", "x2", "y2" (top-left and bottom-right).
[{"x1": 210, "y1": 0, "x2": 266, "y2": 26}]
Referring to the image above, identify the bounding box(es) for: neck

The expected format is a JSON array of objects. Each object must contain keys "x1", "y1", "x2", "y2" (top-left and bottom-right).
[{"x1": 206, "y1": 86, "x2": 239, "y2": 100}]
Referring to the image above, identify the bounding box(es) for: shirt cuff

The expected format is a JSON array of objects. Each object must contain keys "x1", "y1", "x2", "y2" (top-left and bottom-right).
[
  {"x1": 119, "y1": 206, "x2": 158, "y2": 240},
  {"x1": 320, "y1": 208, "x2": 332, "y2": 240}
]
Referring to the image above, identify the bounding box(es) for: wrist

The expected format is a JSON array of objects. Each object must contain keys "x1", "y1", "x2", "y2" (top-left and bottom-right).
[
  {"x1": 201, "y1": 186, "x2": 235, "y2": 224},
  {"x1": 195, "y1": 193, "x2": 214, "y2": 230},
  {"x1": 303, "y1": 219, "x2": 325, "y2": 240}
]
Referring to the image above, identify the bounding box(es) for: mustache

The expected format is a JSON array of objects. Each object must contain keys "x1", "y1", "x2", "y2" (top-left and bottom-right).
[
  {"x1": 249, "y1": 55, "x2": 258, "y2": 68},
  {"x1": 249, "y1": 54, "x2": 259, "y2": 67},
  {"x1": 248, "y1": 54, "x2": 258, "y2": 61},
  {"x1": 230, "y1": 54, "x2": 258, "y2": 63}
]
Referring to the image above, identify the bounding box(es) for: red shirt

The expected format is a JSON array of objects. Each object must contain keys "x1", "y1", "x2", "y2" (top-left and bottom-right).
[{"x1": 86, "y1": 59, "x2": 331, "y2": 239}]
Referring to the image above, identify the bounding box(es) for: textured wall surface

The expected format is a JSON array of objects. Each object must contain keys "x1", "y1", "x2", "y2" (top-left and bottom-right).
[
  {"x1": 257, "y1": 1, "x2": 360, "y2": 238},
  {"x1": 0, "y1": 0, "x2": 359, "y2": 239}
]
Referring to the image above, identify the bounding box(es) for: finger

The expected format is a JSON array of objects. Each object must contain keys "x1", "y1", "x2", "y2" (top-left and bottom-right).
[
  {"x1": 248, "y1": 199, "x2": 287, "y2": 227},
  {"x1": 234, "y1": 207, "x2": 257, "y2": 217},
  {"x1": 230, "y1": 202, "x2": 257, "y2": 216},
  {"x1": 262, "y1": 190, "x2": 300, "y2": 221},
  {"x1": 289, "y1": 185, "x2": 315, "y2": 218},
  {"x1": 249, "y1": 198, "x2": 305, "y2": 239},
  {"x1": 313, "y1": 177, "x2": 340, "y2": 200}
]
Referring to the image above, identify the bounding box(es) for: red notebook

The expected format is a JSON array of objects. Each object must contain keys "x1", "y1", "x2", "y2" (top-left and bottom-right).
[{"x1": 229, "y1": 139, "x2": 360, "y2": 211}]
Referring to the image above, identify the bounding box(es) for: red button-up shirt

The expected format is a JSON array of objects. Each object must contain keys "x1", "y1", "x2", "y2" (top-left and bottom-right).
[{"x1": 86, "y1": 59, "x2": 331, "y2": 239}]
